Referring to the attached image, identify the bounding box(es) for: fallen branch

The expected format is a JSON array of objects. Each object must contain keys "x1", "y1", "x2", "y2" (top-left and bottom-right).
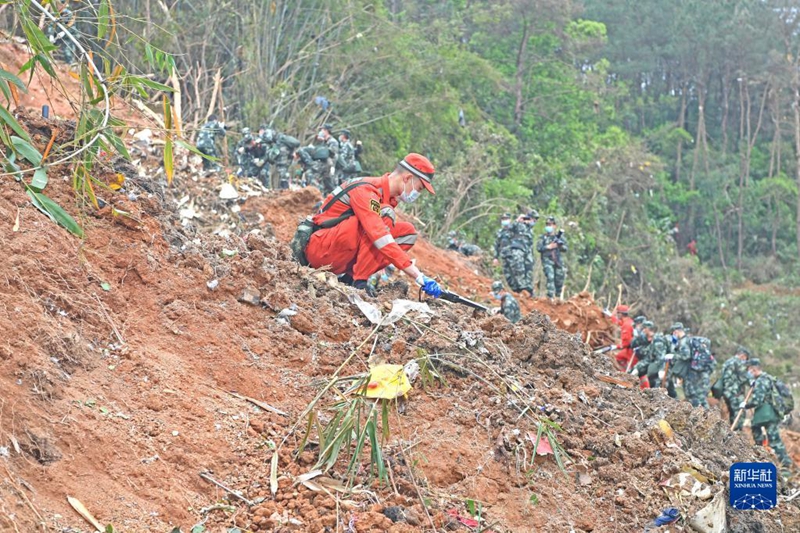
[
  {"x1": 594, "y1": 373, "x2": 635, "y2": 388},
  {"x1": 199, "y1": 471, "x2": 254, "y2": 506},
  {"x1": 226, "y1": 391, "x2": 288, "y2": 417}
]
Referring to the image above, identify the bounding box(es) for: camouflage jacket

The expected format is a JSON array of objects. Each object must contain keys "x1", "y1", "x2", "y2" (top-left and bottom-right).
[
  {"x1": 495, "y1": 222, "x2": 533, "y2": 258},
  {"x1": 337, "y1": 140, "x2": 357, "y2": 172},
  {"x1": 500, "y1": 293, "x2": 521, "y2": 324},
  {"x1": 634, "y1": 334, "x2": 669, "y2": 376},
  {"x1": 748, "y1": 373, "x2": 779, "y2": 426},
  {"x1": 721, "y1": 357, "x2": 749, "y2": 401},
  {"x1": 536, "y1": 233, "x2": 568, "y2": 265},
  {"x1": 197, "y1": 120, "x2": 225, "y2": 147},
  {"x1": 668, "y1": 335, "x2": 692, "y2": 379}
]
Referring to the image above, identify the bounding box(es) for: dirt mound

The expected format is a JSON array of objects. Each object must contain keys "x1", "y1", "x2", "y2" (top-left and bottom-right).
[
  {"x1": 1, "y1": 54, "x2": 797, "y2": 531},
  {"x1": 2, "y1": 131, "x2": 799, "y2": 532},
  {"x1": 529, "y1": 292, "x2": 617, "y2": 347},
  {"x1": 207, "y1": 184, "x2": 618, "y2": 347}
]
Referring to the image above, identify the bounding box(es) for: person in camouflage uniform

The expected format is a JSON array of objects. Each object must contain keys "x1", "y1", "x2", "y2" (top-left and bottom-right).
[
  {"x1": 235, "y1": 127, "x2": 255, "y2": 177},
  {"x1": 448, "y1": 231, "x2": 482, "y2": 257},
  {"x1": 335, "y1": 130, "x2": 360, "y2": 185},
  {"x1": 683, "y1": 333, "x2": 716, "y2": 409},
  {"x1": 491, "y1": 281, "x2": 521, "y2": 324},
  {"x1": 299, "y1": 124, "x2": 339, "y2": 194},
  {"x1": 494, "y1": 213, "x2": 536, "y2": 297},
  {"x1": 632, "y1": 321, "x2": 669, "y2": 388},
  {"x1": 47, "y1": 6, "x2": 78, "y2": 65},
  {"x1": 196, "y1": 114, "x2": 226, "y2": 171},
  {"x1": 633, "y1": 316, "x2": 647, "y2": 341},
  {"x1": 744, "y1": 359, "x2": 792, "y2": 469},
  {"x1": 536, "y1": 216, "x2": 568, "y2": 298},
  {"x1": 666, "y1": 322, "x2": 692, "y2": 402},
  {"x1": 719, "y1": 346, "x2": 751, "y2": 430},
  {"x1": 272, "y1": 132, "x2": 300, "y2": 189}
]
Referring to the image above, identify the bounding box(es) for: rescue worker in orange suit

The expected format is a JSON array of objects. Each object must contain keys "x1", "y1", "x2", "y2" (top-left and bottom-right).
[
  {"x1": 305, "y1": 153, "x2": 442, "y2": 298},
  {"x1": 611, "y1": 305, "x2": 636, "y2": 371}
]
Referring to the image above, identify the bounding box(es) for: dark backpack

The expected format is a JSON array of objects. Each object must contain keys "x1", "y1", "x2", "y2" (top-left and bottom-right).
[
  {"x1": 689, "y1": 337, "x2": 715, "y2": 372},
  {"x1": 771, "y1": 378, "x2": 795, "y2": 417},
  {"x1": 289, "y1": 181, "x2": 372, "y2": 265},
  {"x1": 278, "y1": 134, "x2": 301, "y2": 150},
  {"x1": 710, "y1": 378, "x2": 723, "y2": 399}
]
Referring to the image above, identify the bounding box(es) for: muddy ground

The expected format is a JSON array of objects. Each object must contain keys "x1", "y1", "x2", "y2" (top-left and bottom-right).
[{"x1": 1, "y1": 43, "x2": 799, "y2": 533}]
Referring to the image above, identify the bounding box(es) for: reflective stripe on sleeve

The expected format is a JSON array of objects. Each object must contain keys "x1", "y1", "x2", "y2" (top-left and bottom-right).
[
  {"x1": 395, "y1": 234, "x2": 418, "y2": 246},
  {"x1": 373, "y1": 235, "x2": 396, "y2": 249}
]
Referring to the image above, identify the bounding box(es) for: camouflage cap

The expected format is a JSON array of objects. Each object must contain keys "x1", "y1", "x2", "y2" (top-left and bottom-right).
[
  {"x1": 340, "y1": 129, "x2": 351, "y2": 137},
  {"x1": 501, "y1": 212, "x2": 512, "y2": 219},
  {"x1": 322, "y1": 123, "x2": 334, "y2": 132},
  {"x1": 634, "y1": 315, "x2": 646, "y2": 324},
  {"x1": 546, "y1": 216, "x2": 557, "y2": 224},
  {"x1": 736, "y1": 346, "x2": 751, "y2": 358},
  {"x1": 670, "y1": 322, "x2": 684, "y2": 331},
  {"x1": 528, "y1": 209, "x2": 540, "y2": 219},
  {"x1": 491, "y1": 281, "x2": 504, "y2": 291},
  {"x1": 747, "y1": 358, "x2": 761, "y2": 367},
  {"x1": 642, "y1": 320, "x2": 655, "y2": 329}
]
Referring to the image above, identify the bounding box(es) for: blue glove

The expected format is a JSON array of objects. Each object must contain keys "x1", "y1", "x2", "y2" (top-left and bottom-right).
[{"x1": 418, "y1": 276, "x2": 442, "y2": 298}]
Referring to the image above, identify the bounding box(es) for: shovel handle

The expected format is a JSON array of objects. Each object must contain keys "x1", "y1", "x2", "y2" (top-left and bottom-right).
[{"x1": 730, "y1": 386, "x2": 755, "y2": 431}]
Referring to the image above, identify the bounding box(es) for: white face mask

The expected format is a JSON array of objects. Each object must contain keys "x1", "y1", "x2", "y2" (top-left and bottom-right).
[{"x1": 399, "y1": 178, "x2": 420, "y2": 203}]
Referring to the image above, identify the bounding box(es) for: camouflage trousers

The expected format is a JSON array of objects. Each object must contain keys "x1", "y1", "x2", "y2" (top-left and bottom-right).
[
  {"x1": 724, "y1": 395, "x2": 745, "y2": 430},
  {"x1": 683, "y1": 370, "x2": 712, "y2": 408},
  {"x1": 197, "y1": 143, "x2": 218, "y2": 170},
  {"x1": 501, "y1": 249, "x2": 533, "y2": 294},
  {"x1": 542, "y1": 259, "x2": 565, "y2": 298},
  {"x1": 274, "y1": 162, "x2": 291, "y2": 189},
  {"x1": 752, "y1": 422, "x2": 792, "y2": 467},
  {"x1": 501, "y1": 295, "x2": 521, "y2": 324}
]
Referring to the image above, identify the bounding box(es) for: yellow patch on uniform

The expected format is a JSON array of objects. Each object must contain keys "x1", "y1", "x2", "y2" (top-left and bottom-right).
[{"x1": 369, "y1": 199, "x2": 380, "y2": 214}]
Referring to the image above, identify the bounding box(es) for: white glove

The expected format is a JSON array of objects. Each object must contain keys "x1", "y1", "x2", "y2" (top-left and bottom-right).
[
  {"x1": 237, "y1": 147, "x2": 245, "y2": 153},
  {"x1": 664, "y1": 353, "x2": 674, "y2": 361},
  {"x1": 658, "y1": 370, "x2": 666, "y2": 380},
  {"x1": 738, "y1": 401, "x2": 747, "y2": 410}
]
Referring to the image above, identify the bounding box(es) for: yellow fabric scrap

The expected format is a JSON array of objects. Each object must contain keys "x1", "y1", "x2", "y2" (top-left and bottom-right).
[{"x1": 361, "y1": 364, "x2": 411, "y2": 399}]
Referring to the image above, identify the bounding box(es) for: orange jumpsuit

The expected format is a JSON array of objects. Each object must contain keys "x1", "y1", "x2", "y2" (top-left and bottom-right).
[
  {"x1": 306, "y1": 175, "x2": 417, "y2": 281},
  {"x1": 612, "y1": 315, "x2": 636, "y2": 370}
]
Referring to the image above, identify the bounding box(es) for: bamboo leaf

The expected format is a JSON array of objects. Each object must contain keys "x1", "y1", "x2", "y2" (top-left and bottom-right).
[
  {"x1": 0, "y1": 107, "x2": 31, "y2": 142},
  {"x1": 30, "y1": 167, "x2": 48, "y2": 191},
  {"x1": 11, "y1": 135, "x2": 43, "y2": 165},
  {"x1": 104, "y1": 130, "x2": 131, "y2": 160},
  {"x1": 80, "y1": 63, "x2": 95, "y2": 101},
  {"x1": 26, "y1": 187, "x2": 84, "y2": 238},
  {"x1": 176, "y1": 138, "x2": 213, "y2": 159},
  {"x1": 164, "y1": 136, "x2": 174, "y2": 184},
  {"x1": 98, "y1": 0, "x2": 110, "y2": 40},
  {"x1": 163, "y1": 96, "x2": 174, "y2": 184},
  {"x1": 36, "y1": 54, "x2": 57, "y2": 79},
  {"x1": 0, "y1": 68, "x2": 26, "y2": 90},
  {"x1": 131, "y1": 76, "x2": 174, "y2": 93}
]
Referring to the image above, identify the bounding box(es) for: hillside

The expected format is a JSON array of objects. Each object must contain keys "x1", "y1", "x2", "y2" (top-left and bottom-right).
[{"x1": 1, "y1": 105, "x2": 799, "y2": 533}]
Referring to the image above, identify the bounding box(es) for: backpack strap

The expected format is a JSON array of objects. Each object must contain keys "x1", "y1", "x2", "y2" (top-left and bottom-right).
[{"x1": 315, "y1": 180, "x2": 376, "y2": 230}]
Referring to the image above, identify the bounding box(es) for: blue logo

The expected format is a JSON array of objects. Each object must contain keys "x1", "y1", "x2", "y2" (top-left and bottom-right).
[{"x1": 730, "y1": 462, "x2": 777, "y2": 510}]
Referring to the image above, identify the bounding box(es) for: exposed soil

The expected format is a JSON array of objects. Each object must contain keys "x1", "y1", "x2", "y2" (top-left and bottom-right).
[{"x1": 1, "y1": 44, "x2": 798, "y2": 533}]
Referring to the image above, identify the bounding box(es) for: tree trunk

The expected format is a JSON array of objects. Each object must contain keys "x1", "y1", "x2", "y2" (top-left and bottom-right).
[
  {"x1": 675, "y1": 82, "x2": 688, "y2": 184},
  {"x1": 513, "y1": 19, "x2": 530, "y2": 130},
  {"x1": 794, "y1": 82, "x2": 800, "y2": 259}
]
